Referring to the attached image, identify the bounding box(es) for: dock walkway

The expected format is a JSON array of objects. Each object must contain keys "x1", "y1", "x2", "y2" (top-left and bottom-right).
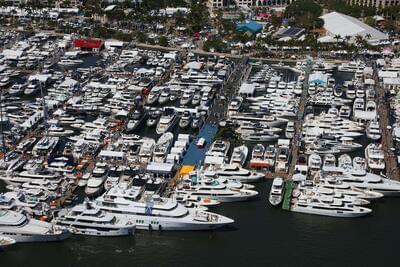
[{"x1": 374, "y1": 67, "x2": 399, "y2": 180}]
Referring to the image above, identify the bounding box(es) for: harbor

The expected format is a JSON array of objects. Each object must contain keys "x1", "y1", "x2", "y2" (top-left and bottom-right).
[{"x1": 0, "y1": 1, "x2": 400, "y2": 264}]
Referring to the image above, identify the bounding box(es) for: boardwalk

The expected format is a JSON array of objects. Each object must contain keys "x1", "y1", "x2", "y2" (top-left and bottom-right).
[
  {"x1": 288, "y1": 61, "x2": 311, "y2": 176},
  {"x1": 374, "y1": 67, "x2": 400, "y2": 180}
]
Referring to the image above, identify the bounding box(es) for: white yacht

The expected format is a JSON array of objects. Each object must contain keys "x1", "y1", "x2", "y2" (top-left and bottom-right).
[
  {"x1": 55, "y1": 202, "x2": 135, "y2": 236},
  {"x1": 179, "y1": 111, "x2": 192, "y2": 129},
  {"x1": 285, "y1": 121, "x2": 295, "y2": 139},
  {"x1": 365, "y1": 143, "x2": 385, "y2": 172},
  {"x1": 321, "y1": 168, "x2": 400, "y2": 196},
  {"x1": 152, "y1": 132, "x2": 174, "y2": 163},
  {"x1": 32, "y1": 136, "x2": 59, "y2": 156},
  {"x1": 85, "y1": 163, "x2": 109, "y2": 197},
  {"x1": 177, "y1": 174, "x2": 258, "y2": 202},
  {"x1": 229, "y1": 145, "x2": 248, "y2": 167},
  {"x1": 156, "y1": 108, "x2": 179, "y2": 134},
  {"x1": 308, "y1": 153, "x2": 322, "y2": 177},
  {"x1": 0, "y1": 210, "x2": 70, "y2": 242},
  {"x1": 206, "y1": 164, "x2": 264, "y2": 183},
  {"x1": 366, "y1": 120, "x2": 381, "y2": 140},
  {"x1": 249, "y1": 144, "x2": 267, "y2": 168},
  {"x1": 94, "y1": 187, "x2": 234, "y2": 230},
  {"x1": 291, "y1": 194, "x2": 371, "y2": 218},
  {"x1": 269, "y1": 177, "x2": 284, "y2": 207}
]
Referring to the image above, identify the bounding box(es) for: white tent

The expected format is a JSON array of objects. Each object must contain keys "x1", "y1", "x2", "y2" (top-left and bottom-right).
[{"x1": 320, "y1": 12, "x2": 388, "y2": 45}]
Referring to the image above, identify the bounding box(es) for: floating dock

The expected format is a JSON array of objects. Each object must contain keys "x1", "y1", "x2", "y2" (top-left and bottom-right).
[{"x1": 282, "y1": 180, "x2": 293, "y2": 211}]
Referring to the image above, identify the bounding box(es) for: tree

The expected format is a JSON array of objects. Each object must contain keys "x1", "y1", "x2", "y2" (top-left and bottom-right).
[
  {"x1": 334, "y1": 34, "x2": 341, "y2": 45},
  {"x1": 355, "y1": 34, "x2": 365, "y2": 47},
  {"x1": 158, "y1": 35, "x2": 168, "y2": 46}
]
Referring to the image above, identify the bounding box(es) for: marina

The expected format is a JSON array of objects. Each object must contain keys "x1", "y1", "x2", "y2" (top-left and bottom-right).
[{"x1": 0, "y1": 1, "x2": 400, "y2": 263}]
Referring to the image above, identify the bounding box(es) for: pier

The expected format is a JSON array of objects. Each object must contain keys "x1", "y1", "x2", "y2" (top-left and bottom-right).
[
  {"x1": 288, "y1": 60, "x2": 311, "y2": 176},
  {"x1": 374, "y1": 67, "x2": 399, "y2": 180}
]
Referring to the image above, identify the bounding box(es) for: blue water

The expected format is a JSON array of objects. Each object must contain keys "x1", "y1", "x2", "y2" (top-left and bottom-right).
[{"x1": 181, "y1": 123, "x2": 217, "y2": 165}]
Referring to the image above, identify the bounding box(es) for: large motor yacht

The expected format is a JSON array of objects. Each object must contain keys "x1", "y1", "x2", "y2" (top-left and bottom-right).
[
  {"x1": 94, "y1": 186, "x2": 234, "y2": 230},
  {"x1": 0, "y1": 210, "x2": 70, "y2": 242},
  {"x1": 54, "y1": 202, "x2": 135, "y2": 236}
]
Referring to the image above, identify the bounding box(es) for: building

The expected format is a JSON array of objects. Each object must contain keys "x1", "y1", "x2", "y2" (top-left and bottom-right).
[
  {"x1": 73, "y1": 38, "x2": 104, "y2": 52},
  {"x1": 319, "y1": 12, "x2": 388, "y2": 45},
  {"x1": 347, "y1": 0, "x2": 400, "y2": 8},
  {"x1": 208, "y1": 0, "x2": 295, "y2": 10}
]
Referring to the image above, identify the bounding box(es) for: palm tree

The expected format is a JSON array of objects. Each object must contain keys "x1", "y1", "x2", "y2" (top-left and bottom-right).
[
  {"x1": 333, "y1": 34, "x2": 341, "y2": 45},
  {"x1": 355, "y1": 34, "x2": 364, "y2": 47},
  {"x1": 365, "y1": 33, "x2": 372, "y2": 40}
]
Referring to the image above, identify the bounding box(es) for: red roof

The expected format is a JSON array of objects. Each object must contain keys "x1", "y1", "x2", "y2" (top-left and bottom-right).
[{"x1": 73, "y1": 39, "x2": 103, "y2": 49}]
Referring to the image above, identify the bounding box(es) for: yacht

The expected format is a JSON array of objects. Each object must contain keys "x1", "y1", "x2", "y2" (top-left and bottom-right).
[
  {"x1": 179, "y1": 111, "x2": 192, "y2": 129},
  {"x1": 308, "y1": 153, "x2": 322, "y2": 177},
  {"x1": 291, "y1": 194, "x2": 371, "y2": 218},
  {"x1": 158, "y1": 88, "x2": 171, "y2": 104},
  {"x1": 321, "y1": 168, "x2": 400, "y2": 196},
  {"x1": 0, "y1": 210, "x2": 70, "y2": 242},
  {"x1": 177, "y1": 174, "x2": 258, "y2": 202},
  {"x1": 229, "y1": 145, "x2": 248, "y2": 167},
  {"x1": 275, "y1": 145, "x2": 290, "y2": 173},
  {"x1": 126, "y1": 109, "x2": 146, "y2": 133},
  {"x1": 146, "y1": 108, "x2": 161, "y2": 128},
  {"x1": 366, "y1": 120, "x2": 381, "y2": 140},
  {"x1": 269, "y1": 177, "x2": 285, "y2": 207},
  {"x1": 9, "y1": 83, "x2": 27, "y2": 96},
  {"x1": 208, "y1": 164, "x2": 264, "y2": 183},
  {"x1": 94, "y1": 187, "x2": 234, "y2": 230},
  {"x1": 249, "y1": 144, "x2": 267, "y2": 168},
  {"x1": 85, "y1": 163, "x2": 109, "y2": 197},
  {"x1": 55, "y1": 202, "x2": 135, "y2": 237},
  {"x1": 32, "y1": 136, "x2": 59, "y2": 156},
  {"x1": 156, "y1": 108, "x2": 179, "y2": 134},
  {"x1": 339, "y1": 105, "x2": 351, "y2": 118},
  {"x1": 152, "y1": 132, "x2": 174, "y2": 163},
  {"x1": 0, "y1": 76, "x2": 11, "y2": 88},
  {"x1": 24, "y1": 80, "x2": 40, "y2": 96},
  {"x1": 180, "y1": 89, "x2": 194, "y2": 106},
  {"x1": 365, "y1": 143, "x2": 385, "y2": 172},
  {"x1": 146, "y1": 87, "x2": 160, "y2": 105},
  {"x1": 285, "y1": 121, "x2": 295, "y2": 139},
  {"x1": 264, "y1": 145, "x2": 276, "y2": 168},
  {"x1": 206, "y1": 139, "x2": 230, "y2": 158}
]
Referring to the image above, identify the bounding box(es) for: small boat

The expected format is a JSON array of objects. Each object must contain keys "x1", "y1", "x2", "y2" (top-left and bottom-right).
[
  {"x1": 0, "y1": 236, "x2": 16, "y2": 249},
  {"x1": 269, "y1": 177, "x2": 285, "y2": 207},
  {"x1": 196, "y1": 137, "x2": 206, "y2": 148}
]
